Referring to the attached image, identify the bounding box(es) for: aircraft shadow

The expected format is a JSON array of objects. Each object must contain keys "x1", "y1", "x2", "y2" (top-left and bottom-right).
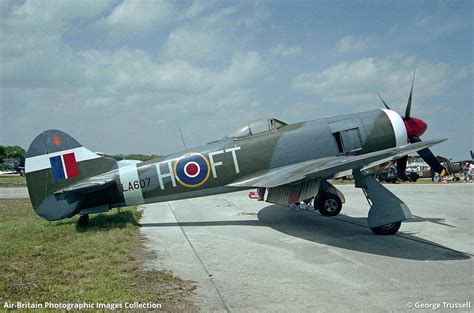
[
  {"x1": 55, "y1": 210, "x2": 139, "y2": 232},
  {"x1": 257, "y1": 205, "x2": 469, "y2": 261},
  {"x1": 140, "y1": 204, "x2": 469, "y2": 261},
  {"x1": 406, "y1": 215, "x2": 455, "y2": 228}
]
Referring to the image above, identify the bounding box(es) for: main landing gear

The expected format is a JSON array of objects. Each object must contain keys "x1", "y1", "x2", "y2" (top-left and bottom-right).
[
  {"x1": 261, "y1": 175, "x2": 409, "y2": 235},
  {"x1": 78, "y1": 214, "x2": 89, "y2": 227},
  {"x1": 312, "y1": 177, "x2": 408, "y2": 235}
]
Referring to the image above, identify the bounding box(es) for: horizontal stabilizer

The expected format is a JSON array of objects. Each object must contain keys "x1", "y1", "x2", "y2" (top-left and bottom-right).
[{"x1": 54, "y1": 178, "x2": 115, "y2": 196}]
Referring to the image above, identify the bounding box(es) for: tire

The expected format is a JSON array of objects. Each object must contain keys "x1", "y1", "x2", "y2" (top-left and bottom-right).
[
  {"x1": 371, "y1": 221, "x2": 401, "y2": 235},
  {"x1": 316, "y1": 192, "x2": 342, "y2": 216},
  {"x1": 78, "y1": 214, "x2": 89, "y2": 227}
]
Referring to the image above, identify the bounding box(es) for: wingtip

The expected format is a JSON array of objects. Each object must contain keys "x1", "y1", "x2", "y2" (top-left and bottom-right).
[{"x1": 424, "y1": 138, "x2": 448, "y2": 146}]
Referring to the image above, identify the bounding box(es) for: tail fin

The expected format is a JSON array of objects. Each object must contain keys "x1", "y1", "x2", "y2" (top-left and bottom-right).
[{"x1": 25, "y1": 130, "x2": 118, "y2": 220}]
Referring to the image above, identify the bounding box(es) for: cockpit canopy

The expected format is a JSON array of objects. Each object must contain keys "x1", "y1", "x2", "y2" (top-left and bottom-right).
[{"x1": 226, "y1": 118, "x2": 287, "y2": 139}]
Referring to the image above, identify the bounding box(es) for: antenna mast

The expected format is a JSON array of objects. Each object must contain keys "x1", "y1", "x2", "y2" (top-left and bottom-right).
[{"x1": 178, "y1": 125, "x2": 188, "y2": 150}]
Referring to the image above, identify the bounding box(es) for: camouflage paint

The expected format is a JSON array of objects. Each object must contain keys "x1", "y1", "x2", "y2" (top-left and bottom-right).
[{"x1": 25, "y1": 109, "x2": 405, "y2": 221}]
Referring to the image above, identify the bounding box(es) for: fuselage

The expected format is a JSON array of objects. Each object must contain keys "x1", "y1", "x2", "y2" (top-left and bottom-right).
[{"x1": 89, "y1": 109, "x2": 407, "y2": 210}]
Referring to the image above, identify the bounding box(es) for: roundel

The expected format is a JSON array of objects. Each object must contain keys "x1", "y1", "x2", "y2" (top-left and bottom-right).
[{"x1": 173, "y1": 153, "x2": 211, "y2": 188}]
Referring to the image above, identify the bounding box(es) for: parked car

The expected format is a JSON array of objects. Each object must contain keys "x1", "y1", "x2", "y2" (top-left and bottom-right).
[{"x1": 376, "y1": 168, "x2": 419, "y2": 183}]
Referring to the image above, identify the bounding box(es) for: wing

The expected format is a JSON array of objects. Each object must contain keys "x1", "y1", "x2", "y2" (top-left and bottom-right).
[{"x1": 227, "y1": 138, "x2": 447, "y2": 188}]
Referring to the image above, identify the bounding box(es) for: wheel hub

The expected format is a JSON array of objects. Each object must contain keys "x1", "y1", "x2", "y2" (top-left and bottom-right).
[{"x1": 324, "y1": 199, "x2": 338, "y2": 212}]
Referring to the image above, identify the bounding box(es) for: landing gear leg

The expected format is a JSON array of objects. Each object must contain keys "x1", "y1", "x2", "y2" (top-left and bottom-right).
[
  {"x1": 78, "y1": 214, "x2": 89, "y2": 227},
  {"x1": 354, "y1": 169, "x2": 411, "y2": 235}
]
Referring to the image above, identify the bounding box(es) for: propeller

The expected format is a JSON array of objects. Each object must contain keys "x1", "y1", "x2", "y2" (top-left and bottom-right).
[{"x1": 378, "y1": 71, "x2": 446, "y2": 181}]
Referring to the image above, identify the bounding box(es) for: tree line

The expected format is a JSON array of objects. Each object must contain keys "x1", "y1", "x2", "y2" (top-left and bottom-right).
[
  {"x1": 0, "y1": 145, "x2": 160, "y2": 171},
  {"x1": 0, "y1": 146, "x2": 26, "y2": 170}
]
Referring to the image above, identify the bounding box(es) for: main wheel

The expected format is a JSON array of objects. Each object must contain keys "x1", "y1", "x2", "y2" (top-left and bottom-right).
[
  {"x1": 371, "y1": 221, "x2": 401, "y2": 235},
  {"x1": 78, "y1": 214, "x2": 89, "y2": 227},
  {"x1": 316, "y1": 192, "x2": 342, "y2": 216}
]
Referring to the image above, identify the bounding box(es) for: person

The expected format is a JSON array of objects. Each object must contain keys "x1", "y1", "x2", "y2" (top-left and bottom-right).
[
  {"x1": 463, "y1": 162, "x2": 470, "y2": 182},
  {"x1": 430, "y1": 168, "x2": 435, "y2": 182}
]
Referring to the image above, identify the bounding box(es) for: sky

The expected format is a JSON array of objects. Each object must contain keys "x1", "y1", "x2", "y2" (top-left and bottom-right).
[{"x1": 0, "y1": 0, "x2": 472, "y2": 160}]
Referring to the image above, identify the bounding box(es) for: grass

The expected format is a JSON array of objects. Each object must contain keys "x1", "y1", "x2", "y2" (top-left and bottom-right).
[
  {"x1": 0, "y1": 200, "x2": 196, "y2": 311},
  {"x1": 0, "y1": 175, "x2": 26, "y2": 188}
]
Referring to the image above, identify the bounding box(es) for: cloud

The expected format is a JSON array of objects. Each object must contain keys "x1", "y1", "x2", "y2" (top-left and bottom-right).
[
  {"x1": 291, "y1": 56, "x2": 467, "y2": 109},
  {"x1": 0, "y1": 0, "x2": 112, "y2": 44},
  {"x1": 415, "y1": 16, "x2": 432, "y2": 27},
  {"x1": 11, "y1": 0, "x2": 112, "y2": 21},
  {"x1": 454, "y1": 64, "x2": 474, "y2": 80},
  {"x1": 182, "y1": 0, "x2": 214, "y2": 19},
  {"x1": 0, "y1": 0, "x2": 270, "y2": 154},
  {"x1": 271, "y1": 44, "x2": 301, "y2": 57},
  {"x1": 214, "y1": 52, "x2": 268, "y2": 91},
  {"x1": 94, "y1": 0, "x2": 173, "y2": 37},
  {"x1": 0, "y1": 0, "x2": 113, "y2": 88},
  {"x1": 77, "y1": 47, "x2": 216, "y2": 93},
  {"x1": 161, "y1": 4, "x2": 268, "y2": 64},
  {"x1": 0, "y1": 0, "x2": 269, "y2": 152},
  {"x1": 1, "y1": 1, "x2": 268, "y2": 95},
  {"x1": 198, "y1": 6, "x2": 237, "y2": 28},
  {"x1": 162, "y1": 27, "x2": 221, "y2": 63},
  {"x1": 1, "y1": 47, "x2": 268, "y2": 152},
  {"x1": 335, "y1": 35, "x2": 374, "y2": 54},
  {"x1": 1, "y1": 0, "x2": 470, "y2": 161}
]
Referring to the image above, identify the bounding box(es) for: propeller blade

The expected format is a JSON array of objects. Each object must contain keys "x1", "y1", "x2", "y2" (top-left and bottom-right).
[
  {"x1": 410, "y1": 135, "x2": 445, "y2": 175},
  {"x1": 418, "y1": 148, "x2": 445, "y2": 175},
  {"x1": 377, "y1": 94, "x2": 391, "y2": 110},
  {"x1": 396, "y1": 155, "x2": 409, "y2": 181},
  {"x1": 404, "y1": 70, "x2": 415, "y2": 119}
]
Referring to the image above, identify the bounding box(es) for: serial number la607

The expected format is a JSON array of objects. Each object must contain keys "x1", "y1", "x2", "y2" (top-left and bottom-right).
[{"x1": 122, "y1": 178, "x2": 151, "y2": 191}]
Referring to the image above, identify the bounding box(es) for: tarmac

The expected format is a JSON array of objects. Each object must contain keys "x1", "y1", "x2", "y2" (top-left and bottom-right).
[
  {"x1": 0, "y1": 187, "x2": 29, "y2": 198},
  {"x1": 139, "y1": 184, "x2": 473, "y2": 312}
]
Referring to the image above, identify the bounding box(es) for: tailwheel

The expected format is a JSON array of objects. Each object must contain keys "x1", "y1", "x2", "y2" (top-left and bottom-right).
[
  {"x1": 78, "y1": 214, "x2": 89, "y2": 227},
  {"x1": 370, "y1": 221, "x2": 401, "y2": 235},
  {"x1": 315, "y1": 192, "x2": 342, "y2": 217}
]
